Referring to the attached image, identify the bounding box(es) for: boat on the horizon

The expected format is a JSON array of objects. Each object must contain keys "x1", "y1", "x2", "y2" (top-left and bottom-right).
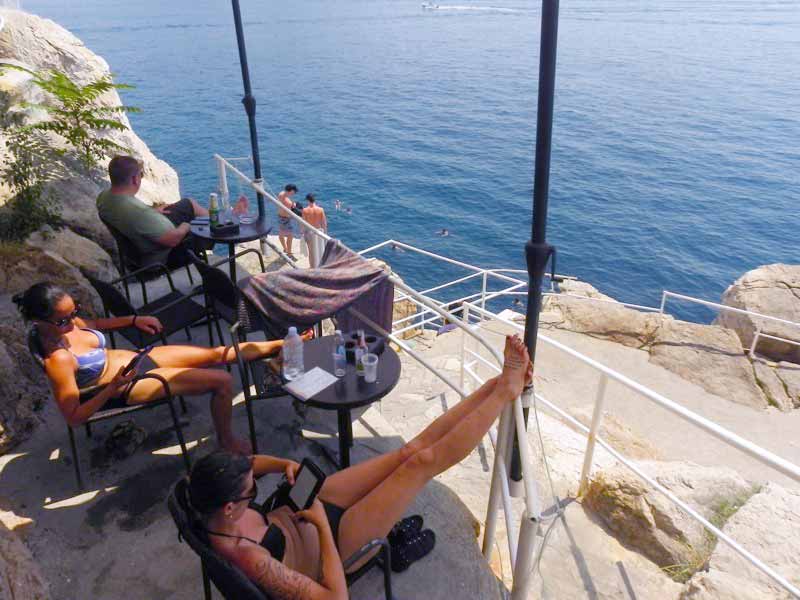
[{"x1": 421, "y1": 2, "x2": 440, "y2": 9}]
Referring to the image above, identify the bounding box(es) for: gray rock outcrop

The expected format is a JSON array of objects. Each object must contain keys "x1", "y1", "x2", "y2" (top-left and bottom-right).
[
  {"x1": 750, "y1": 356, "x2": 800, "y2": 411},
  {"x1": 543, "y1": 283, "x2": 772, "y2": 409},
  {"x1": 716, "y1": 264, "x2": 800, "y2": 363},
  {"x1": 584, "y1": 461, "x2": 754, "y2": 574},
  {"x1": 543, "y1": 292, "x2": 669, "y2": 349},
  {"x1": 649, "y1": 319, "x2": 768, "y2": 409},
  {"x1": 0, "y1": 9, "x2": 180, "y2": 451},
  {"x1": 25, "y1": 225, "x2": 119, "y2": 282},
  {"x1": 681, "y1": 483, "x2": 800, "y2": 599},
  {"x1": 0, "y1": 522, "x2": 50, "y2": 600},
  {"x1": 0, "y1": 8, "x2": 180, "y2": 249}
]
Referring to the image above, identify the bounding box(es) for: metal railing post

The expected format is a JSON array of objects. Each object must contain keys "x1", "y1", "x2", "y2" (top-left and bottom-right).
[
  {"x1": 659, "y1": 291, "x2": 668, "y2": 314},
  {"x1": 480, "y1": 271, "x2": 488, "y2": 319},
  {"x1": 749, "y1": 325, "x2": 761, "y2": 358},
  {"x1": 482, "y1": 404, "x2": 513, "y2": 559},
  {"x1": 216, "y1": 155, "x2": 229, "y2": 202},
  {"x1": 511, "y1": 513, "x2": 541, "y2": 600},
  {"x1": 578, "y1": 374, "x2": 609, "y2": 496},
  {"x1": 460, "y1": 303, "x2": 470, "y2": 392}
]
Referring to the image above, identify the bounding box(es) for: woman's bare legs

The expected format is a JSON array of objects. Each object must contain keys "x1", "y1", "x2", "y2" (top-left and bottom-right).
[
  {"x1": 147, "y1": 340, "x2": 283, "y2": 369},
  {"x1": 320, "y1": 376, "x2": 500, "y2": 509},
  {"x1": 124, "y1": 367, "x2": 251, "y2": 454},
  {"x1": 335, "y1": 336, "x2": 530, "y2": 560}
]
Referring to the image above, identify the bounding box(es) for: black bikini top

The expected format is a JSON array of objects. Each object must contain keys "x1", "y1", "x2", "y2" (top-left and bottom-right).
[{"x1": 205, "y1": 504, "x2": 286, "y2": 561}]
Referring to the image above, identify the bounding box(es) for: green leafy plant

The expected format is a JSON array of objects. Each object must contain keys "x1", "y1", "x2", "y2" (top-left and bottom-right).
[
  {"x1": 4, "y1": 65, "x2": 140, "y2": 170},
  {"x1": 0, "y1": 126, "x2": 63, "y2": 241},
  {"x1": 0, "y1": 64, "x2": 139, "y2": 241}
]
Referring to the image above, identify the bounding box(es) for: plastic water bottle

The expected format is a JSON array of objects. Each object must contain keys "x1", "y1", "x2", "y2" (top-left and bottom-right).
[
  {"x1": 334, "y1": 330, "x2": 345, "y2": 353},
  {"x1": 283, "y1": 327, "x2": 304, "y2": 381},
  {"x1": 333, "y1": 330, "x2": 346, "y2": 377}
]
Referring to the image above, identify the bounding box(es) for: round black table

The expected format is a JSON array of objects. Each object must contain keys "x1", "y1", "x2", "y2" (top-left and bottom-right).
[
  {"x1": 190, "y1": 215, "x2": 272, "y2": 279},
  {"x1": 284, "y1": 335, "x2": 401, "y2": 469}
]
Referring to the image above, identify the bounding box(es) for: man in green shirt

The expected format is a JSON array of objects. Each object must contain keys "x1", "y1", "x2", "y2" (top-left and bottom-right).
[{"x1": 96, "y1": 155, "x2": 209, "y2": 268}]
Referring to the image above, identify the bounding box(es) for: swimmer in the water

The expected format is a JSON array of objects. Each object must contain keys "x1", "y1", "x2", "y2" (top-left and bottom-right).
[
  {"x1": 438, "y1": 228, "x2": 449, "y2": 237},
  {"x1": 334, "y1": 199, "x2": 341, "y2": 211},
  {"x1": 512, "y1": 298, "x2": 523, "y2": 307},
  {"x1": 345, "y1": 207, "x2": 352, "y2": 215}
]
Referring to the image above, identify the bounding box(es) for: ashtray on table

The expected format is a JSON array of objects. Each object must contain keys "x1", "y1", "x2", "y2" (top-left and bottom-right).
[{"x1": 211, "y1": 221, "x2": 240, "y2": 235}]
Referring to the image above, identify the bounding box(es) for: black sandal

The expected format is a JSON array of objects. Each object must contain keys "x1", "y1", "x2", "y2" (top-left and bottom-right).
[
  {"x1": 388, "y1": 514, "x2": 423, "y2": 548},
  {"x1": 390, "y1": 528, "x2": 436, "y2": 573}
]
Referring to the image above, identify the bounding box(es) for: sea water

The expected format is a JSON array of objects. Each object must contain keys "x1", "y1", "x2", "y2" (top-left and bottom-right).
[{"x1": 23, "y1": 0, "x2": 800, "y2": 322}]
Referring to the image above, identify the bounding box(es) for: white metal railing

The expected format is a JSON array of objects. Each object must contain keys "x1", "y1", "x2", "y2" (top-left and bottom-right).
[
  {"x1": 661, "y1": 290, "x2": 800, "y2": 358},
  {"x1": 462, "y1": 301, "x2": 800, "y2": 598},
  {"x1": 214, "y1": 155, "x2": 800, "y2": 597}
]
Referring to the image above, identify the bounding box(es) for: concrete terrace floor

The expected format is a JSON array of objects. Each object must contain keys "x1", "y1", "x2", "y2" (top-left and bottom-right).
[{"x1": 0, "y1": 248, "x2": 505, "y2": 600}]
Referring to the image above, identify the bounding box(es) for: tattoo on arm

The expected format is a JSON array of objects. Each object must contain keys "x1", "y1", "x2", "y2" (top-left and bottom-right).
[{"x1": 253, "y1": 558, "x2": 314, "y2": 600}]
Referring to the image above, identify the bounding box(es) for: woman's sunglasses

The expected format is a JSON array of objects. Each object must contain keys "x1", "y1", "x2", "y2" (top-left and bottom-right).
[
  {"x1": 228, "y1": 479, "x2": 258, "y2": 504},
  {"x1": 46, "y1": 306, "x2": 81, "y2": 328}
]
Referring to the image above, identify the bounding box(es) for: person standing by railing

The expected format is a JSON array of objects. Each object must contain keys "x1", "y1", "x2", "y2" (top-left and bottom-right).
[
  {"x1": 277, "y1": 184, "x2": 298, "y2": 259},
  {"x1": 301, "y1": 193, "x2": 327, "y2": 268}
]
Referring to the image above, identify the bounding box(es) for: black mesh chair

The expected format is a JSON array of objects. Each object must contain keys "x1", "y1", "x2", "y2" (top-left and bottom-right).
[
  {"x1": 189, "y1": 249, "x2": 266, "y2": 347},
  {"x1": 167, "y1": 478, "x2": 393, "y2": 600},
  {"x1": 27, "y1": 327, "x2": 191, "y2": 491},
  {"x1": 100, "y1": 217, "x2": 201, "y2": 304},
  {"x1": 82, "y1": 268, "x2": 212, "y2": 349},
  {"x1": 229, "y1": 321, "x2": 289, "y2": 454}
]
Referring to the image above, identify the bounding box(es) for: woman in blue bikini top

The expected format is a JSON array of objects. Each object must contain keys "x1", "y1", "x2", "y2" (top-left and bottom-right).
[{"x1": 14, "y1": 282, "x2": 302, "y2": 455}]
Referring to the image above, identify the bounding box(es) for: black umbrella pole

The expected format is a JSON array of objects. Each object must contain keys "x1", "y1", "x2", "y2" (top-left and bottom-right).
[
  {"x1": 231, "y1": 0, "x2": 265, "y2": 218},
  {"x1": 510, "y1": 0, "x2": 560, "y2": 485}
]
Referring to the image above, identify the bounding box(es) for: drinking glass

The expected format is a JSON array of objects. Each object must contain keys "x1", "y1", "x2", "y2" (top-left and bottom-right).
[{"x1": 362, "y1": 353, "x2": 378, "y2": 383}]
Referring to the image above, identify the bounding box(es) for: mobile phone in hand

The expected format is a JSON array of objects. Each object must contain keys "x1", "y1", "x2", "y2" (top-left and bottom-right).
[{"x1": 122, "y1": 345, "x2": 153, "y2": 376}]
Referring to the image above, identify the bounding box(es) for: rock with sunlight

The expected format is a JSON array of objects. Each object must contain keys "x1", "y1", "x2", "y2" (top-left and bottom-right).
[
  {"x1": 584, "y1": 461, "x2": 755, "y2": 577},
  {"x1": 648, "y1": 319, "x2": 769, "y2": 409},
  {"x1": 0, "y1": 522, "x2": 50, "y2": 600},
  {"x1": 0, "y1": 8, "x2": 180, "y2": 249},
  {"x1": 716, "y1": 264, "x2": 800, "y2": 364},
  {"x1": 681, "y1": 483, "x2": 800, "y2": 599}
]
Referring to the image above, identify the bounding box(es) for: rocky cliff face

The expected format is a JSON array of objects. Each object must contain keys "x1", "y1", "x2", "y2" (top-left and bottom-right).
[
  {"x1": 0, "y1": 11, "x2": 185, "y2": 596},
  {"x1": 0, "y1": 9, "x2": 181, "y2": 453},
  {"x1": 0, "y1": 8, "x2": 180, "y2": 249},
  {"x1": 544, "y1": 275, "x2": 800, "y2": 411}
]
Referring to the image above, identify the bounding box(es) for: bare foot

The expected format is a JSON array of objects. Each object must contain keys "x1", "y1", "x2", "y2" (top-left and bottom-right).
[
  {"x1": 221, "y1": 436, "x2": 253, "y2": 456},
  {"x1": 232, "y1": 195, "x2": 250, "y2": 215},
  {"x1": 498, "y1": 335, "x2": 530, "y2": 397}
]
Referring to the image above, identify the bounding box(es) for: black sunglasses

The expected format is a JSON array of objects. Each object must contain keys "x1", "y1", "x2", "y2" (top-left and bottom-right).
[
  {"x1": 47, "y1": 305, "x2": 81, "y2": 328},
  {"x1": 227, "y1": 479, "x2": 258, "y2": 504}
]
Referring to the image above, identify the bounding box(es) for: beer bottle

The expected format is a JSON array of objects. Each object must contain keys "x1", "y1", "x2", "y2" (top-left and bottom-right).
[{"x1": 209, "y1": 193, "x2": 219, "y2": 227}]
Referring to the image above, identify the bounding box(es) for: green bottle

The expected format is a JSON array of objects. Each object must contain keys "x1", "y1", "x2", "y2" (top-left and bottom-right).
[{"x1": 209, "y1": 193, "x2": 219, "y2": 227}]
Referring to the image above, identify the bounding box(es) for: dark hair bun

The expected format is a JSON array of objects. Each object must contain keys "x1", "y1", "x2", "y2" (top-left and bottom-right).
[{"x1": 13, "y1": 282, "x2": 68, "y2": 322}]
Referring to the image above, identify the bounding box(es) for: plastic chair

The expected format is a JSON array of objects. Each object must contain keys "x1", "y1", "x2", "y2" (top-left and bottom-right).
[
  {"x1": 27, "y1": 327, "x2": 191, "y2": 491},
  {"x1": 82, "y1": 268, "x2": 212, "y2": 349},
  {"x1": 167, "y1": 478, "x2": 393, "y2": 600}
]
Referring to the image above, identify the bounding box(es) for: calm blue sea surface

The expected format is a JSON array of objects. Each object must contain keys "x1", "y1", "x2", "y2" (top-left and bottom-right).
[{"x1": 23, "y1": 0, "x2": 800, "y2": 321}]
